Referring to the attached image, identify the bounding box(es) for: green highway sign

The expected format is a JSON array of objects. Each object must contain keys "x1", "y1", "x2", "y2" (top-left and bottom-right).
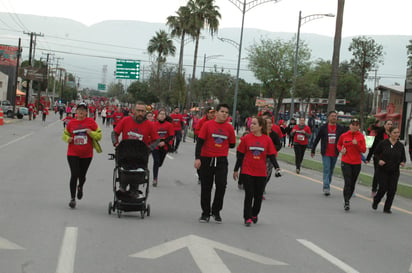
[
  {"x1": 98, "y1": 83, "x2": 106, "y2": 91},
  {"x1": 116, "y1": 59, "x2": 140, "y2": 80}
]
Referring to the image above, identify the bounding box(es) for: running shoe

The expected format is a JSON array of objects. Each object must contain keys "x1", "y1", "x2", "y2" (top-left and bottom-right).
[
  {"x1": 252, "y1": 216, "x2": 258, "y2": 224},
  {"x1": 244, "y1": 219, "x2": 252, "y2": 227},
  {"x1": 69, "y1": 199, "x2": 76, "y2": 209},
  {"x1": 296, "y1": 169, "x2": 300, "y2": 174},
  {"x1": 323, "y1": 188, "x2": 330, "y2": 196},
  {"x1": 212, "y1": 213, "x2": 222, "y2": 223},
  {"x1": 372, "y1": 201, "x2": 378, "y2": 210},
  {"x1": 153, "y1": 179, "x2": 157, "y2": 187},
  {"x1": 344, "y1": 202, "x2": 350, "y2": 211},
  {"x1": 77, "y1": 186, "x2": 83, "y2": 200},
  {"x1": 383, "y1": 209, "x2": 392, "y2": 214},
  {"x1": 199, "y1": 214, "x2": 210, "y2": 223}
]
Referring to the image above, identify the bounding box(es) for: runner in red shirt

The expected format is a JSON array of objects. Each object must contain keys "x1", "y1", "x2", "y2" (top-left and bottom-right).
[
  {"x1": 112, "y1": 107, "x2": 124, "y2": 129},
  {"x1": 194, "y1": 104, "x2": 236, "y2": 223},
  {"x1": 88, "y1": 104, "x2": 97, "y2": 120},
  {"x1": 195, "y1": 107, "x2": 216, "y2": 143},
  {"x1": 182, "y1": 109, "x2": 191, "y2": 142},
  {"x1": 62, "y1": 102, "x2": 102, "y2": 209},
  {"x1": 170, "y1": 107, "x2": 184, "y2": 153},
  {"x1": 27, "y1": 102, "x2": 35, "y2": 120},
  {"x1": 290, "y1": 117, "x2": 312, "y2": 174},
  {"x1": 337, "y1": 118, "x2": 367, "y2": 211},
  {"x1": 151, "y1": 110, "x2": 175, "y2": 187},
  {"x1": 42, "y1": 107, "x2": 49, "y2": 123},
  {"x1": 233, "y1": 116, "x2": 280, "y2": 226}
]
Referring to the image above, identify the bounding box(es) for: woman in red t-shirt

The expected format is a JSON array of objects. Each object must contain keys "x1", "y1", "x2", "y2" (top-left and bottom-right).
[
  {"x1": 290, "y1": 117, "x2": 311, "y2": 174},
  {"x1": 62, "y1": 102, "x2": 102, "y2": 209},
  {"x1": 233, "y1": 116, "x2": 280, "y2": 226},
  {"x1": 152, "y1": 110, "x2": 175, "y2": 186}
]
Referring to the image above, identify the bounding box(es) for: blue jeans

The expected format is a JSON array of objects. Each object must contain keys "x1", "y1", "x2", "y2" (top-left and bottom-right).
[{"x1": 322, "y1": 155, "x2": 338, "y2": 190}]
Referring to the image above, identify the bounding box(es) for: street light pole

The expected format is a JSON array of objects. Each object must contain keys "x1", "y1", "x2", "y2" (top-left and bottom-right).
[
  {"x1": 291, "y1": 11, "x2": 334, "y2": 119},
  {"x1": 229, "y1": 0, "x2": 281, "y2": 122},
  {"x1": 202, "y1": 54, "x2": 224, "y2": 75}
]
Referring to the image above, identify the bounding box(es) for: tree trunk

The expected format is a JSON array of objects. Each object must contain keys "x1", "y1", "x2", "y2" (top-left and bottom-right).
[
  {"x1": 274, "y1": 88, "x2": 286, "y2": 122},
  {"x1": 187, "y1": 30, "x2": 200, "y2": 108},
  {"x1": 327, "y1": 0, "x2": 345, "y2": 112},
  {"x1": 359, "y1": 72, "x2": 365, "y2": 131},
  {"x1": 178, "y1": 32, "x2": 186, "y2": 75}
]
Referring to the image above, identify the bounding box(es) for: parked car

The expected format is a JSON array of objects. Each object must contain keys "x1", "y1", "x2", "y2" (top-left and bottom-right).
[
  {"x1": 17, "y1": 107, "x2": 28, "y2": 115},
  {"x1": 0, "y1": 100, "x2": 14, "y2": 117}
]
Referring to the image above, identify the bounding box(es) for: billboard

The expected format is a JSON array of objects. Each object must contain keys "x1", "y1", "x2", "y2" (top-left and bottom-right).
[{"x1": 0, "y1": 44, "x2": 19, "y2": 66}]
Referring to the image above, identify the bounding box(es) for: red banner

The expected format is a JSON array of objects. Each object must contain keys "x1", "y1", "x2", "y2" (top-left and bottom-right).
[{"x1": 0, "y1": 44, "x2": 19, "y2": 66}]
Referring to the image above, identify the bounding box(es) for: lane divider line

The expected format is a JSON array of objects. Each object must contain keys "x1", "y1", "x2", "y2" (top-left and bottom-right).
[
  {"x1": 297, "y1": 239, "x2": 361, "y2": 273},
  {"x1": 0, "y1": 132, "x2": 34, "y2": 150},
  {"x1": 283, "y1": 169, "x2": 412, "y2": 216},
  {"x1": 55, "y1": 227, "x2": 78, "y2": 273}
]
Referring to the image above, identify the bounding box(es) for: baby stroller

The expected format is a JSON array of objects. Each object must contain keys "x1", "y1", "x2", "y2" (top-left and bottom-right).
[{"x1": 108, "y1": 139, "x2": 151, "y2": 218}]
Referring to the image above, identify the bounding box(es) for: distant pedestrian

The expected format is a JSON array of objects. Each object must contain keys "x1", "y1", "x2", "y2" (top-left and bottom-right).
[
  {"x1": 372, "y1": 127, "x2": 406, "y2": 213},
  {"x1": 170, "y1": 107, "x2": 184, "y2": 153},
  {"x1": 311, "y1": 110, "x2": 346, "y2": 196},
  {"x1": 42, "y1": 107, "x2": 49, "y2": 123},
  {"x1": 337, "y1": 118, "x2": 366, "y2": 211},
  {"x1": 182, "y1": 109, "x2": 191, "y2": 142},
  {"x1": 290, "y1": 117, "x2": 311, "y2": 174}
]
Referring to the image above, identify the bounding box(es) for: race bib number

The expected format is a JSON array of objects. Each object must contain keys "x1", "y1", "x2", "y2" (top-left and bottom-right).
[
  {"x1": 127, "y1": 131, "x2": 144, "y2": 141},
  {"x1": 328, "y1": 134, "x2": 336, "y2": 144},
  {"x1": 297, "y1": 134, "x2": 305, "y2": 141},
  {"x1": 74, "y1": 135, "x2": 88, "y2": 145}
]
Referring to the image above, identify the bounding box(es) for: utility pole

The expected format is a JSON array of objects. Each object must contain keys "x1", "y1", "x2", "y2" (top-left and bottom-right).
[
  {"x1": 52, "y1": 57, "x2": 63, "y2": 102},
  {"x1": 23, "y1": 32, "x2": 43, "y2": 107}
]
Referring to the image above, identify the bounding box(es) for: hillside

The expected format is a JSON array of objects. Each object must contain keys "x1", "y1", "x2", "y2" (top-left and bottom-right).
[{"x1": 0, "y1": 13, "x2": 409, "y2": 89}]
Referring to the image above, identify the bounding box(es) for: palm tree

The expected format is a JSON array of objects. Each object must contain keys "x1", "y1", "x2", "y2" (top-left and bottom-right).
[
  {"x1": 166, "y1": 5, "x2": 194, "y2": 75},
  {"x1": 147, "y1": 30, "x2": 176, "y2": 79},
  {"x1": 187, "y1": 0, "x2": 221, "y2": 104}
]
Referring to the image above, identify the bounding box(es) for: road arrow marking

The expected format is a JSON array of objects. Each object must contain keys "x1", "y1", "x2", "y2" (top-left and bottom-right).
[
  {"x1": 0, "y1": 236, "x2": 24, "y2": 250},
  {"x1": 297, "y1": 239, "x2": 360, "y2": 273},
  {"x1": 55, "y1": 227, "x2": 78, "y2": 273},
  {"x1": 409, "y1": 260, "x2": 412, "y2": 272},
  {"x1": 130, "y1": 234, "x2": 287, "y2": 273},
  {"x1": 0, "y1": 132, "x2": 33, "y2": 150}
]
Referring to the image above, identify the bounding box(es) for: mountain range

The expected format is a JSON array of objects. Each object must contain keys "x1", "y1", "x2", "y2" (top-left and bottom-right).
[{"x1": 0, "y1": 13, "x2": 410, "y2": 89}]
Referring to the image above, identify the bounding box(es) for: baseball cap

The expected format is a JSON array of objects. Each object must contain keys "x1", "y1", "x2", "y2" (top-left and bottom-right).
[
  {"x1": 206, "y1": 106, "x2": 215, "y2": 113},
  {"x1": 77, "y1": 102, "x2": 88, "y2": 110},
  {"x1": 350, "y1": 118, "x2": 360, "y2": 125}
]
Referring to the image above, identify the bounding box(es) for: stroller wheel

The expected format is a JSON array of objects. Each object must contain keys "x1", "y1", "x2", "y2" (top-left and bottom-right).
[
  {"x1": 146, "y1": 204, "x2": 151, "y2": 217},
  {"x1": 140, "y1": 210, "x2": 145, "y2": 219},
  {"x1": 108, "y1": 202, "x2": 112, "y2": 215}
]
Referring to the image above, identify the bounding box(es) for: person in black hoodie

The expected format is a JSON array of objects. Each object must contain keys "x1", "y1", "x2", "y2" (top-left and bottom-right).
[
  {"x1": 311, "y1": 111, "x2": 346, "y2": 196},
  {"x1": 372, "y1": 127, "x2": 406, "y2": 213},
  {"x1": 365, "y1": 119, "x2": 393, "y2": 197}
]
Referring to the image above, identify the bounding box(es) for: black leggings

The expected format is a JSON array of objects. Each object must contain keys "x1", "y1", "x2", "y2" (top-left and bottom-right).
[
  {"x1": 152, "y1": 149, "x2": 167, "y2": 180},
  {"x1": 67, "y1": 156, "x2": 92, "y2": 199}
]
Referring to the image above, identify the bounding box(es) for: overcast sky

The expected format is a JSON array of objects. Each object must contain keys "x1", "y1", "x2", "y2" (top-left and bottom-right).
[{"x1": 1, "y1": 0, "x2": 411, "y2": 37}]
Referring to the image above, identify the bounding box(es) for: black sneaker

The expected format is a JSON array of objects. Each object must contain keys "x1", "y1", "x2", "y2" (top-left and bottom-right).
[
  {"x1": 344, "y1": 202, "x2": 350, "y2": 211},
  {"x1": 212, "y1": 213, "x2": 222, "y2": 223},
  {"x1": 77, "y1": 186, "x2": 83, "y2": 200},
  {"x1": 372, "y1": 201, "x2": 378, "y2": 210},
  {"x1": 383, "y1": 209, "x2": 392, "y2": 214},
  {"x1": 69, "y1": 199, "x2": 76, "y2": 209},
  {"x1": 199, "y1": 214, "x2": 210, "y2": 223}
]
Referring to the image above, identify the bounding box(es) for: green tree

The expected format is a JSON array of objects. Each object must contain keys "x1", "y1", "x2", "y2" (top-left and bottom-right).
[
  {"x1": 127, "y1": 81, "x2": 159, "y2": 104},
  {"x1": 106, "y1": 82, "x2": 125, "y2": 98},
  {"x1": 167, "y1": 5, "x2": 194, "y2": 75},
  {"x1": 295, "y1": 71, "x2": 322, "y2": 116},
  {"x1": 407, "y1": 40, "x2": 412, "y2": 69},
  {"x1": 187, "y1": 0, "x2": 221, "y2": 106},
  {"x1": 349, "y1": 36, "x2": 384, "y2": 129},
  {"x1": 248, "y1": 38, "x2": 311, "y2": 120},
  {"x1": 147, "y1": 30, "x2": 176, "y2": 80}
]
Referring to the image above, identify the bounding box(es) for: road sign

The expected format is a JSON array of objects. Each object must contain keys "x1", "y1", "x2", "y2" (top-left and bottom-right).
[
  {"x1": 116, "y1": 59, "x2": 140, "y2": 80},
  {"x1": 97, "y1": 83, "x2": 106, "y2": 91},
  {"x1": 130, "y1": 234, "x2": 287, "y2": 273}
]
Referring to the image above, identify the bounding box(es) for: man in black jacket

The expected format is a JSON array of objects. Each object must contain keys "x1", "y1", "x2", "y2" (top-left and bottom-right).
[{"x1": 311, "y1": 111, "x2": 346, "y2": 196}]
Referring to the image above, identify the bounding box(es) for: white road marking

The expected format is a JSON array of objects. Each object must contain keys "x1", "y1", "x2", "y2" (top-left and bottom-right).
[
  {"x1": 0, "y1": 132, "x2": 34, "y2": 150},
  {"x1": 131, "y1": 234, "x2": 287, "y2": 273},
  {"x1": 55, "y1": 227, "x2": 78, "y2": 273},
  {"x1": 167, "y1": 154, "x2": 174, "y2": 160},
  {"x1": 409, "y1": 260, "x2": 412, "y2": 272},
  {"x1": 297, "y1": 239, "x2": 360, "y2": 273},
  {"x1": 0, "y1": 236, "x2": 24, "y2": 250}
]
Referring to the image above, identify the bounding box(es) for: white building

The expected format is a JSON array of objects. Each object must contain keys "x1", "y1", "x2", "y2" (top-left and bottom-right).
[{"x1": 0, "y1": 71, "x2": 9, "y2": 101}]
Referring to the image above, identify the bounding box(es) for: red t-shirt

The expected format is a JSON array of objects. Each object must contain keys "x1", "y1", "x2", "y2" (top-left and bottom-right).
[
  {"x1": 170, "y1": 113, "x2": 183, "y2": 130},
  {"x1": 195, "y1": 116, "x2": 208, "y2": 136},
  {"x1": 199, "y1": 120, "x2": 236, "y2": 157},
  {"x1": 272, "y1": 124, "x2": 284, "y2": 138},
  {"x1": 112, "y1": 112, "x2": 124, "y2": 125},
  {"x1": 337, "y1": 130, "x2": 367, "y2": 164},
  {"x1": 66, "y1": 118, "x2": 98, "y2": 158},
  {"x1": 292, "y1": 125, "x2": 311, "y2": 145},
  {"x1": 114, "y1": 116, "x2": 158, "y2": 145},
  {"x1": 325, "y1": 124, "x2": 337, "y2": 157},
  {"x1": 182, "y1": 114, "x2": 190, "y2": 126},
  {"x1": 28, "y1": 103, "x2": 34, "y2": 112},
  {"x1": 153, "y1": 120, "x2": 175, "y2": 150},
  {"x1": 237, "y1": 133, "x2": 276, "y2": 177}
]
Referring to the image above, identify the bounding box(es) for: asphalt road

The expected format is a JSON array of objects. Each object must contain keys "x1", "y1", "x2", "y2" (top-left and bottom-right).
[{"x1": 1, "y1": 114, "x2": 412, "y2": 273}]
